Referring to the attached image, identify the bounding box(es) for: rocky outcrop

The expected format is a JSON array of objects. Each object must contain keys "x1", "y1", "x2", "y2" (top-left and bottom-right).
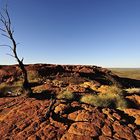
[
  {"x1": 0, "y1": 64, "x2": 121, "y2": 86},
  {"x1": 0, "y1": 97, "x2": 140, "y2": 140},
  {"x1": 0, "y1": 64, "x2": 140, "y2": 139}
]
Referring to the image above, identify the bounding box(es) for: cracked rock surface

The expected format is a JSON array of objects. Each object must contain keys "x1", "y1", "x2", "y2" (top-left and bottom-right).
[
  {"x1": 0, "y1": 64, "x2": 140, "y2": 140},
  {"x1": 0, "y1": 97, "x2": 140, "y2": 140}
]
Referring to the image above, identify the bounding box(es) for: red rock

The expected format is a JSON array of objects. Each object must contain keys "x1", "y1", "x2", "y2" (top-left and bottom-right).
[
  {"x1": 54, "y1": 104, "x2": 68, "y2": 114},
  {"x1": 126, "y1": 95, "x2": 140, "y2": 106},
  {"x1": 99, "y1": 135, "x2": 113, "y2": 140},
  {"x1": 60, "y1": 132, "x2": 92, "y2": 140},
  {"x1": 102, "y1": 125, "x2": 112, "y2": 137},
  {"x1": 81, "y1": 104, "x2": 94, "y2": 112},
  {"x1": 113, "y1": 121, "x2": 135, "y2": 140},
  {"x1": 68, "y1": 122, "x2": 101, "y2": 137},
  {"x1": 124, "y1": 109, "x2": 140, "y2": 125},
  {"x1": 128, "y1": 124, "x2": 136, "y2": 130},
  {"x1": 67, "y1": 84, "x2": 86, "y2": 93},
  {"x1": 68, "y1": 111, "x2": 79, "y2": 121},
  {"x1": 0, "y1": 64, "x2": 140, "y2": 140},
  {"x1": 75, "y1": 110, "x2": 92, "y2": 122},
  {"x1": 104, "y1": 119, "x2": 112, "y2": 126},
  {"x1": 134, "y1": 129, "x2": 140, "y2": 139},
  {"x1": 112, "y1": 113, "x2": 121, "y2": 120},
  {"x1": 113, "y1": 133, "x2": 122, "y2": 140},
  {"x1": 28, "y1": 135, "x2": 41, "y2": 140},
  {"x1": 80, "y1": 67, "x2": 94, "y2": 73},
  {"x1": 70, "y1": 101, "x2": 81, "y2": 107}
]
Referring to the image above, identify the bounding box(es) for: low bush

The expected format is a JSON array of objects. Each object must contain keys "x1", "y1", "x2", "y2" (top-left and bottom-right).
[
  {"x1": 57, "y1": 89, "x2": 75, "y2": 100},
  {"x1": 125, "y1": 88, "x2": 140, "y2": 94},
  {"x1": 0, "y1": 81, "x2": 22, "y2": 96},
  {"x1": 80, "y1": 86, "x2": 128, "y2": 109},
  {"x1": 52, "y1": 80, "x2": 63, "y2": 87},
  {"x1": 27, "y1": 71, "x2": 40, "y2": 83}
]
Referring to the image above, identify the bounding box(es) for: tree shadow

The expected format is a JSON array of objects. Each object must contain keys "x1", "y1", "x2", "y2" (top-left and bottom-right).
[
  {"x1": 30, "y1": 90, "x2": 56, "y2": 100},
  {"x1": 51, "y1": 111, "x2": 88, "y2": 126},
  {"x1": 29, "y1": 82, "x2": 43, "y2": 88},
  {"x1": 52, "y1": 112, "x2": 75, "y2": 125},
  {"x1": 63, "y1": 106, "x2": 83, "y2": 115}
]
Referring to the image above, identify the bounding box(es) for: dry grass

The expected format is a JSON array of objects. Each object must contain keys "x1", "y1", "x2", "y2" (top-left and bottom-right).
[
  {"x1": 80, "y1": 86, "x2": 128, "y2": 109},
  {"x1": 27, "y1": 70, "x2": 40, "y2": 83},
  {"x1": 125, "y1": 88, "x2": 140, "y2": 94},
  {"x1": 97, "y1": 85, "x2": 123, "y2": 95},
  {"x1": 52, "y1": 79, "x2": 63, "y2": 87},
  {"x1": 0, "y1": 81, "x2": 23, "y2": 96},
  {"x1": 57, "y1": 89, "x2": 75, "y2": 100},
  {"x1": 80, "y1": 81, "x2": 97, "y2": 91}
]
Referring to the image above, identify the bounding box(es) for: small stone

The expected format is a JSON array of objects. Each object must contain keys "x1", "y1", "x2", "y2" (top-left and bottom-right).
[
  {"x1": 113, "y1": 121, "x2": 135, "y2": 140},
  {"x1": 134, "y1": 129, "x2": 140, "y2": 139},
  {"x1": 99, "y1": 135, "x2": 112, "y2": 140},
  {"x1": 68, "y1": 111, "x2": 78, "y2": 121},
  {"x1": 128, "y1": 124, "x2": 136, "y2": 130},
  {"x1": 113, "y1": 133, "x2": 121, "y2": 140},
  {"x1": 75, "y1": 110, "x2": 91, "y2": 122},
  {"x1": 60, "y1": 132, "x2": 92, "y2": 140},
  {"x1": 113, "y1": 113, "x2": 121, "y2": 120},
  {"x1": 102, "y1": 125, "x2": 112, "y2": 137},
  {"x1": 54, "y1": 104, "x2": 68, "y2": 114},
  {"x1": 68, "y1": 122, "x2": 101, "y2": 137}
]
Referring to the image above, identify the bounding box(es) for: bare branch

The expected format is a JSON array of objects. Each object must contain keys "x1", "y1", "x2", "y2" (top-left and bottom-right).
[
  {"x1": 0, "y1": 17, "x2": 7, "y2": 25},
  {"x1": 0, "y1": 28, "x2": 6, "y2": 32},
  {"x1": 0, "y1": 44, "x2": 13, "y2": 50},
  {"x1": 0, "y1": 13, "x2": 6, "y2": 22},
  {"x1": 1, "y1": 33, "x2": 10, "y2": 39},
  {"x1": 5, "y1": 8, "x2": 11, "y2": 30},
  {"x1": 6, "y1": 53, "x2": 15, "y2": 58},
  {"x1": 21, "y1": 57, "x2": 24, "y2": 62},
  {"x1": 0, "y1": 6, "x2": 32, "y2": 96}
]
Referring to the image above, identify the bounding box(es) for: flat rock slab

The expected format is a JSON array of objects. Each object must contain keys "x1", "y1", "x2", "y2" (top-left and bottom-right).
[{"x1": 0, "y1": 97, "x2": 140, "y2": 140}]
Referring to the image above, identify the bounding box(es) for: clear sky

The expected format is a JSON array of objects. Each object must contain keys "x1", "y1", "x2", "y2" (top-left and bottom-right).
[{"x1": 0, "y1": 0, "x2": 140, "y2": 67}]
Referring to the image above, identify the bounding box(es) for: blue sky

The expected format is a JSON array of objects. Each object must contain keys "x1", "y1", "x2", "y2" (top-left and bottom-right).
[{"x1": 0, "y1": 0, "x2": 140, "y2": 67}]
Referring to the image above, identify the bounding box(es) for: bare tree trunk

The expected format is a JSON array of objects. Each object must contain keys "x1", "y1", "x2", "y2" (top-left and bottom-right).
[
  {"x1": 0, "y1": 6, "x2": 32, "y2": 96},
  {"x1": 19, "y1": 61, "x2": 32, "y2": 96}
]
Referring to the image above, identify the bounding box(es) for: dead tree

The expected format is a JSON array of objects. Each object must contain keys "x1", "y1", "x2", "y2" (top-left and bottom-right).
[{"x1": 0, "y1": 6, "x2": 32, "y2": 96}]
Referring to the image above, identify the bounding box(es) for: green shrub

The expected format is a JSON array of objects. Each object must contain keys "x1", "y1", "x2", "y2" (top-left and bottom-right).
[
  {"x1": 80, "y1": 94, "x2": 114, "y2": 107},
  {"x1": 52, "y1": 79, "x2": 63, "y2": 87},
  {"x1": 115, "y1": 96, "x2": 128, "y2": 109},
  {"x1": 57, "y1": 89, "x2": 75, "y2": 100},
  {"x1": 98, "y1": 85, "x2": 123, "y2": 95},
  {"x1": 0, "y1": 81, "x2": 22, "y2": 96},
  {"x1": 27, "y1": 71, "x2": 40, "y2": 83},
  {"x1": 80, "y1": 86, "x2": 128, "y2": 109}
]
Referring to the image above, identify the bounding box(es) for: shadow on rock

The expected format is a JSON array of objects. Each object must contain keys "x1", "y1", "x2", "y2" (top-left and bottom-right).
[
  {"x1": 116, "y1": 109, "x2": 136, "y2": 125},
  {"x1": 30, "y1": 90, "x2": 56, "y2": 100},
  {"x1": 119, "y1": 77, "x2": 140, "y2": 88}
]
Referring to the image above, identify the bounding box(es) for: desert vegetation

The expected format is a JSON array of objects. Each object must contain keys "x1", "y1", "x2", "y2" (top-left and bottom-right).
[
  {"x1": 57, "y1": 89, "x2": 75, "y2": 100},
  {"x1": 80, "y1": 86, "x2": 128, "y2": 109},
  {"x1": 0, "y1": 64, "x2": 140, "y2": 140},
  {"x1": 0, "y1": 1, "x2": 140, "y2": 139},
  {"x1": 125, "y1": 87, "x2": 140, "y2": 94},
  {"x1": 0, "y1": 65, "x2": 139, "y2": 109},
  {"x1": 0, "y1": 82, "x2": 21, "y2": 97}
]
